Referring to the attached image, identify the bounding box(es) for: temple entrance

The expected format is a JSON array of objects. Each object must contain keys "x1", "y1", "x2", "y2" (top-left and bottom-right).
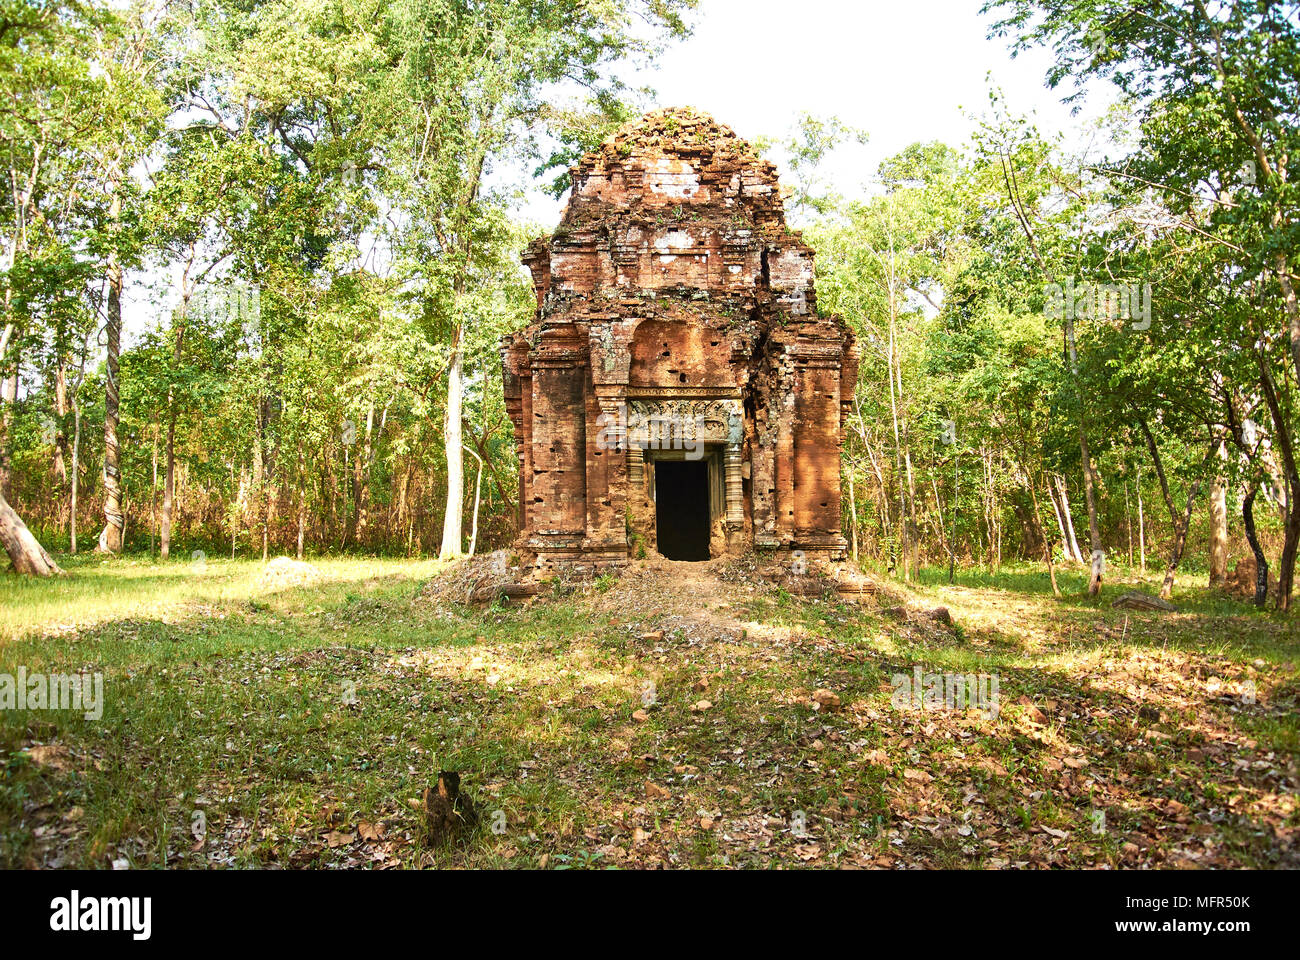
[{"x1": 653, "y1": 459, "x2": 711, "y2": 561}]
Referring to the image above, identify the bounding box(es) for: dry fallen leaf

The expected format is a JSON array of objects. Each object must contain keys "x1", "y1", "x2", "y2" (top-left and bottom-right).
[
  {"x1": 24, "y1": 744, "x2": 72, "y2": 773},
  {"x1": 325, "y1": 830, "x2": 356, "y2": 848},
  {"x1": 794, "y1": 843, "x2": 822, "y2": 861},
  {"x1": 812, "y1": 689, "x2": 841, "y2": 710}
]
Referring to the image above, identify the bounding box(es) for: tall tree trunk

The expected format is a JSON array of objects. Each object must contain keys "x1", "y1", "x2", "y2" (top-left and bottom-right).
[
  {"x1": 150, "y1": 426, "x2": 157, "y2": 554},
  {"x1": 161, "y1": 410, "x2": 177, "y2": 558},
  {"x1": 1056, "y1": 475, "x2": 1086, "y2": 564},
  {"x1": 1079, "y1": 433, "x2": 1103, "y2": 595},
  {"x1": 886, "y1": 297, "x2": 907, "y2": 578},
  {"x1": 1028, "y1": 471, "x2": 1060, "y2": 596},
  {"x1": 297, "y1": 487, "x2": 306, "y2": 560},
  {"x1": 904, "y1": 443, "x2": 920, "y2": 577},
  {"x1": 1276, "y1": 252, "x2": 1300, "y2": 387},
  {"x1": 1047, "y1": 480, "x2": 1070, "y2": 561},
  {"x1": 161, "y1": 289, "x2": 190, "y2": 561},
  {"x1": 1242, "y1": 485, "x2": 1269, "y2": 607},
  {"x1": 439, "y1": 329, "x2": 464, "y2": 560},
  {"x1": 1208, "y1": 437, "x2": 1229, "y2": 585},
  {"x1": 356, "y1": 400, "x2": 374, "y2": 546},
  {"x1": 0, "y1": 366, "x2": 15, "y2": 500},
  {"x1": 1259, "y1": 357, "x2": 1300, "y2": 609},
  {"x1": 465, "y1": 444, "x2": 483, "y2": 557},
  {"x1": 1136, "y1": 466, "x2": 1146, "y2": 575},
  {"x1": 70, "y1": 399, "x2": 81, "y2": 553},
  {"x1": 1125, "y1": 480, "x2": 1133, "y2": 566},
  {"x1": 0, "y1": 488, "x2": 62, "y2": 575},
  {"x1": 53, "y1": 360, "x2": 69, "y2": 486},
  {"x1": 1063, "y1": 314, "x2": 1103, "y2": 594},
  {"x1": 98, "y1": 193, "x2": 124, "y2": 554},
  {"x1": 847, "y1": 462, "x2": 859, "y2": 564},
  {"x1": 1159, "y1": 478, "x2": 1202, "y2": 601}
]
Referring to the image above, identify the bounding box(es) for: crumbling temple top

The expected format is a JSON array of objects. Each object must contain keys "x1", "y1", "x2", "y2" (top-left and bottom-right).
[{"x1": 502, "y1": 108, "x2": 859, "y2": 572}]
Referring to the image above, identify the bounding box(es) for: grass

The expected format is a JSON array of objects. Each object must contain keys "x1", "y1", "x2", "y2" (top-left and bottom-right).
[{"x1": 1, "y1": 553, "x2": 1297, "y2": 869}]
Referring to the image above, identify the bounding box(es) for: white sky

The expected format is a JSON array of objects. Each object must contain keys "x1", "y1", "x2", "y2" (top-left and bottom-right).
[{"x1": 514, "y1": 0, "x2": 1112, "y2": 225}]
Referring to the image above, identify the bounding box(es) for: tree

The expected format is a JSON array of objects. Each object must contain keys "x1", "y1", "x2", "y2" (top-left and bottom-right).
[
  {"x1": 986, "y1": 0, "x2": 1300, "y2": 605},
  {"x1": 85, "y1": 1, "x2": 166, "y2": 553},
  {"x1": 0, "y1": 0, "x2": 105, "y2": 573}
]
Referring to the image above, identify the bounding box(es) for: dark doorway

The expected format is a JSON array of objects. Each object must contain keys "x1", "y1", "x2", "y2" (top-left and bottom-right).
[{"x1": 654, "y1": 459, "x2": 711, "y2": 561}]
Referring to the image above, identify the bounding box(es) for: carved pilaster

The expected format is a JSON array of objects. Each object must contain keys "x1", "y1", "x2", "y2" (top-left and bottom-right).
[{"x1": 725, "y1": 441, "x2": 744, "y2": 529}]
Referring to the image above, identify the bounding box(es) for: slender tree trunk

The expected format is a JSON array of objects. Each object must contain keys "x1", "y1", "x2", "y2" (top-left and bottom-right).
[
  {"x1": 1276, "y1": 252, "x2": 1300, "y2": 387},
  {"x1": 904, "y1": 443, "x2": 919, "y2": 576},
  {"x1": 1160, "y1": 478, "x2": 1203, "y2": 601},
  {"x1": 53, "y1": 361, "x2": 69, "y2": 486},
  {"x1": 0, "y1": 366, "x2": 15, "y2": 500},
  {"x1": 1062, "y1": 314, "x2": 1103, "y2": 593},
  {"x1": 150, "y1": 426, "x2": 158, "y2": 555},
  {"x1": 886, "y1": 302, "x2": 907, "y2": 578},
  {"x1": 1028, "y1": 471, "x2": 1060, "y2": 596},
  {"x1": 1125, "y1": 480, "x2": 1133, "y2": 566},
  {"x1": 847, "y1": 463, "x2": 859, "y2": 564},
  {"x1": 70, "y1": 400, "x2": 81, "y2": 554},
  {"x1": 1047, "y1": 480, "x2": 1070, "y2": 562},
  {"x1": 1259, "y1": 357, "x2": 1300, "y2": 609},
  {"x1": 950, "y1": 451, "x2": 958, "y2": 583},
  {"x1": 295, "y1": 446, "x2": 306, "y2": 561},
  {"x1": 1056, "y1": 476, "x2": 1085, "y2": 564},
  {"x1": 98, "y1": 193, "x2": 124, "y2": 554},
  {"x1": 1209, "y1": 437, "x2": 1229, "y2": 585},
  {"x1": 1242, "y1": 485, "x2": 1269, "y2": 607},
  {"x1": 356, "y1": 400, "x2": 374, "y2": 546},
  {"x1": 161, "y1": 409, "x2": 177, "y2": 558},
  {"x1": 297, "y1": 488, "x2": 306, "y2": 561},
  {"x1": 1136, "y1": 466, "x2": 1146, "y2": 575},
  {"x1": 1079, "y1": 436, "x2": 1103, "y2": 595},
  {"x1": 439, "y1": 329, "x2": 465, "y2": 560},
  {"x1": 466, "y1": 444, "x2": 483, "y2": 557},
  {"x1": 161, "y1": 286, "x2": 190, "y2": 561}
]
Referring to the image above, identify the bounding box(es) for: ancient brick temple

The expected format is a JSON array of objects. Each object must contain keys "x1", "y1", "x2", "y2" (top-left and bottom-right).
[{"x1": 502, "y1": 108, "x2": 858, "y2": 572}]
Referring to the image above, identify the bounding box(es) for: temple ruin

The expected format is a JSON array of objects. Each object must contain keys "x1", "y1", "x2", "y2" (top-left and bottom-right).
[{"x1": 502, "y1": 108, "x2": 858, "y2": 572}]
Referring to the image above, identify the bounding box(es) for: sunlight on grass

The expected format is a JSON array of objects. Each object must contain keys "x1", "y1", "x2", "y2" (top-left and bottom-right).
[
  {"x1": 0, "y1": 555, "x2": 448, "y2": 646},
  {"x1": 1, "y1": 556, "x2": 1296, "y2": 870}
]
